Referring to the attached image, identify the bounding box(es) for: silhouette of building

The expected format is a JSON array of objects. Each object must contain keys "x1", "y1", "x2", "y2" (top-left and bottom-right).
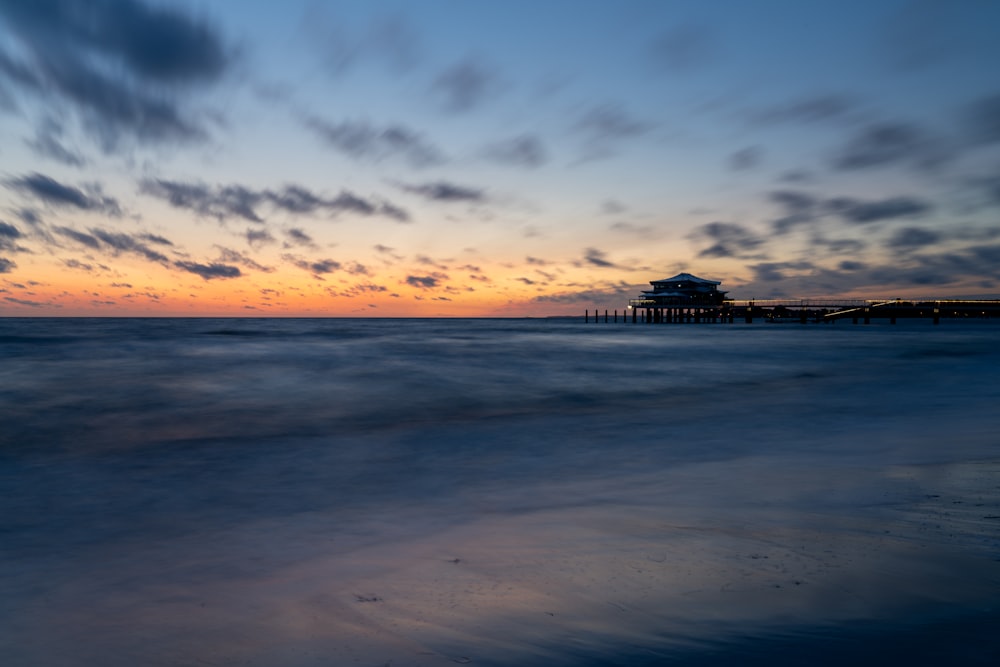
[{"x1": 630, "y1": 273, "x2": 727, "y2": 308}]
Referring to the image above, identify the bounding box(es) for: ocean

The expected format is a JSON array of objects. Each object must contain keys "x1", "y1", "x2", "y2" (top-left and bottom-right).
[{"x1": 1, "y1": 317, "x2": 998, "y2": 665}]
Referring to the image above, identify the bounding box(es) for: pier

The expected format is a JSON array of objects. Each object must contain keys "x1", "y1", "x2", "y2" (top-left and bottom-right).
[
  {"x1": 585, "y1": 299, "x2": 1000, "y2": 324},
  {"x1": 583, "y1": 272, "x2": 1000, "y2": 324}
]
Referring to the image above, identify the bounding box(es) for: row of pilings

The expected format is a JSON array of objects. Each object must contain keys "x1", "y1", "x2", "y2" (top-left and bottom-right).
[{"x1": 585, "y1": 307, "x2": 740, "y2": 323}]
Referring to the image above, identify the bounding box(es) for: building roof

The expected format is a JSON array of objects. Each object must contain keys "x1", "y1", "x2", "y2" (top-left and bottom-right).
[{"x1": 651, "y1": 272, "x2": 721, "y2": 285}]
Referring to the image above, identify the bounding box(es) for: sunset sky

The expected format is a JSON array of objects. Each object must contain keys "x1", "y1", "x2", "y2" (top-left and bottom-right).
[{"x1": 2, "y1": 0, "x2": 999, "y2": 316}]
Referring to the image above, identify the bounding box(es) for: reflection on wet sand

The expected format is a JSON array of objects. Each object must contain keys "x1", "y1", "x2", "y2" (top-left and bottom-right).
[{"x1": 8, "y1": 456, "x2": 999, "y2": 666}]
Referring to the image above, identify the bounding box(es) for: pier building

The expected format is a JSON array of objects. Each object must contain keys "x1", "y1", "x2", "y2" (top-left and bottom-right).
[{"x1": 627, "y1": 272, "x2": 729, "y2": 323}]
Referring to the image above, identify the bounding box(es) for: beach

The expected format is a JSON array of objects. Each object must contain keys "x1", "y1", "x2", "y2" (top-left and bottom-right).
[{"x1": 1, "y1": 318, "x2": 998, "y2": 665}]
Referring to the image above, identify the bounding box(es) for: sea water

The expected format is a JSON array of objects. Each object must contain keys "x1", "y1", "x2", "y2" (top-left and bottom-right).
[{"x1": 1, "y1": 317, "x2": 998, "y2": 665}]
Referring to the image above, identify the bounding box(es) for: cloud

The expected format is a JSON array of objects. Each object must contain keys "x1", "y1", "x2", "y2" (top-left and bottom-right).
[
  {"x1": 748, "y1": 261, "x2": 816, "y2": 283},
  {"x1": 140, "y1": 179, "x2": 410, "y2": 223},
  {"x1": 5, "y1": 296, "x2": 45, "y2": 306},
  {"x1": 0, "y1": 257, "x2": 15, "y2": 273},
  {"x1": 215, "y1": 246, "x2": 272, "y2": 273},
  {"x1": 6, "y1": 173, "x2": 121, "y2": 214},
  {"x1": 647, "y1": 25, "x2": 715, "y2": 71},
  {"x1": 963, "y1": 92, "x2": 1000, "y2": 145},
  {"x1": 885, "y1": 226, "x2": 942, "y2": 249},
  {"x1": 283, "y1": 254, "x2": 342, "y2": 276},
  {"x1": 532, "y1": 281, "x2": 635, "y2": 305},
  {"x1": 398, "y1": 181, "x2": 485, "y2": 202},
  {"x1": 576, "y1": 103, "x2": 652, "y2": 142},
  {"x1": 431, "y1": 58, "x2": 503, "y2": 112},
  {"x1": 0, "y1": 221, "x2": 25, "y2": 252},
  {"x1": 583, "y1": 247, "x2": 618, "y2": 268},
  {"x1": 0, "y1": 0, "x2": 231, "y2": 148},
  {"x1": 284, "y1": 228, "x2": 314, "y2": 247},
  {"x1": 729, "y1": 146, "x2": 763, "y2": 171},
  {"x1": 25, "y1": 117, "x2": 86, "y2": 166},
  {"x1": 405, "y1": 273, "x2": 446, "y2": 289},
  {"x1": 692, "y1": 222, "x2": 766, "y2": 258},
  {"x1": 90, "y1": 228, "x2": 168, "y2": 262},
  {"x1": 832, "y1": 122, "x2": 950, "y2": 171},
  {"x1": 174, "y1": 261, "x2": 241, "y2": 280},
  {"x1": 303, "y1": 117, "x2": 445, "y2": 167},
  {"x1": 482, "y1": 134, "x2": 547, "y2": 168},
  {"x1": 751, "y1": 95, "x2": 857, "y2": 124},
  {"x1": 53, "y1": 225, "x2": 168, "y2": 263},
  {"x1": 53, "y1": 226, "x2": 101, "y2": 249},
  {"x1": 62, "y1": 258, "x2": 93, "y2": 271},
  {"x1": 768, "y1": 190, "x2": 820, "y2": 234},
  {"x1": 826, "y1": 196, "x2": 933, "y2": 223},
  {"x1": 246, "y1": 228, "x2": 275, "y2": 248},
  {"x1": 304, "y1": 9, "x2": 422, "y2": 75},
  {"x1": 601, "y1": 200, "x2": 627, "y2": 215}
]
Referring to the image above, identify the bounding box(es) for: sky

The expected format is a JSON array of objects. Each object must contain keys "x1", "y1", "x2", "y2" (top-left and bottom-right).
[{"x1": 1, "y1": 0, "x2": 999, "y2": 316}]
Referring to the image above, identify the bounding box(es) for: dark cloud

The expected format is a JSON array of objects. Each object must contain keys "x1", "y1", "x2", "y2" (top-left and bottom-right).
[
  {"x1": 0, "y1": 257, "x2": 15, "y2": 273},
  {"x1": 431, "y1": 58, "x2": 503, "y2": 112},
  {"x1": 885, "y1": 226, "x2": 942, "y2": 249},
  {"x1": 246, "y1": 228, "x2": 275, "y2": 248},
  {"x1": 576, "y1": 103, "x2": 652, "y2": 142},
  {"x1": 647, "y1": 25, "x2": 714, "y2": 71},
  {"x1": 729, "y1": 146, "x2": 763, "y2": 171},
  {"x1": 832, "y1": 122, "x2": 949, "y2": 171},
  {"x1": 826, "y1": 196, "x2": 932, "y2": 223},
  {"x1": 838, "y1": 260, "x2": 867, "y2": 271},
  {"x1": 215, "y1": 246, "x2": 272, "y2": 273},
  {"x1": 692, "y1": 222, "x2": 765, "y2": 258},
  {"x1": 140, "y1": 179, "x2": 410, "y2": 223},
  {"x1": 0, "y1": 221, "x2": 21, "y2": 239},
  {"x1": 811, "y1": 236, "x2": 867, "y2": 255},
  {"x1": 53, "y1": 226, "x2": 101, "y2": 249},
  {"x1": 7, "y1": 173, "x2": 121, "y2": 214},
  {"x1": 139, "y1": 233, "x2": 173, "y2": 246},
  {"x1": 482, "y1": 134, "x2": 547, "y2": 168},
  {"x1": 174, "y1": 261, "x2": 241, "y2": 280},
  {"x1": 283, "y1": 254, "x2": 341, "y2": 276},
  {"x1": 16, "y1": 208, "x2": 41, "y2": 225},
  {"x1": 0, "y1": 0, "x2": 231, "y2": 148},
  {"x1": 399, "y1": 181, "x2": 485, "y2": 202},
  {"x1": 964, "y1": 92, "x2": 1000, "y2": 145},
  {"x1": 532, "y1": 281, "x2": 635, "y2": 305},
  {"x1": 405, "y1": 273, "x2": 446, "y2": 289},
  {"x1": 769, "y1": 190, "x2": 820, "y2": 234},
  {"x1": 749, "y1": 261, "x2": 815, "y2": 283},
  {"x1": 90, "y1": 228, "x2": 168, "y2": 262},
  {"x1": 62, "y1": 258, "x2": 93, "y2": 271},
  {"x1": 752, "y1": 95, "x2": 857, "y2": 124},
  {"x1": 5, "y1": 296, "x2": 44, "y2": 306},
  {"x1": 583, "y1": 247, "x2": 617, "y2": 268},
  {"x1": 53, "y1": 225, "x2": 168, "y2": 263},
  {"x1": 303, "y1": 117, "x2": 445, "y2": 167},
  {"x1": 778, "y1": 169, "x2": 816, "y2": 184},
  {"x1": 308, "y1": 259, "x2": 341, "y2": 274},
  {"x1": 26, "y1": 118, "x2": 86, "y2": 166},
  {"x1": 284, "y1": 228, "x2": 314, "y2": 247}
]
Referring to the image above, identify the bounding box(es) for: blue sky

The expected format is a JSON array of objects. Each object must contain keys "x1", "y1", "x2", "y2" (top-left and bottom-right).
[{"x1": 2, "y1": 0, "x2": 999, "y2": 315}]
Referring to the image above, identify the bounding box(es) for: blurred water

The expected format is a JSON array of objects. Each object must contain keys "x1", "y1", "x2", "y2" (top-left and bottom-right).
[{"x1": 1, "y1": 318, "x2": 999, "y2": 665}]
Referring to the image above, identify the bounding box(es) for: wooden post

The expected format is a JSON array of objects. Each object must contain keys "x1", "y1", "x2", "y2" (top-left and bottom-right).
[
  {"x1": 745, "y1": 303, "x2": 753, "y2": 324},
  {"x1": 632, "y1": 308, "x2": 637, "y2": 323},
  {"x1": 604, "y1": 309, "x2": 608, "y2": 323},
  {"x1": 585, "y1": 310, "x2": 588, "y2": 323}
]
